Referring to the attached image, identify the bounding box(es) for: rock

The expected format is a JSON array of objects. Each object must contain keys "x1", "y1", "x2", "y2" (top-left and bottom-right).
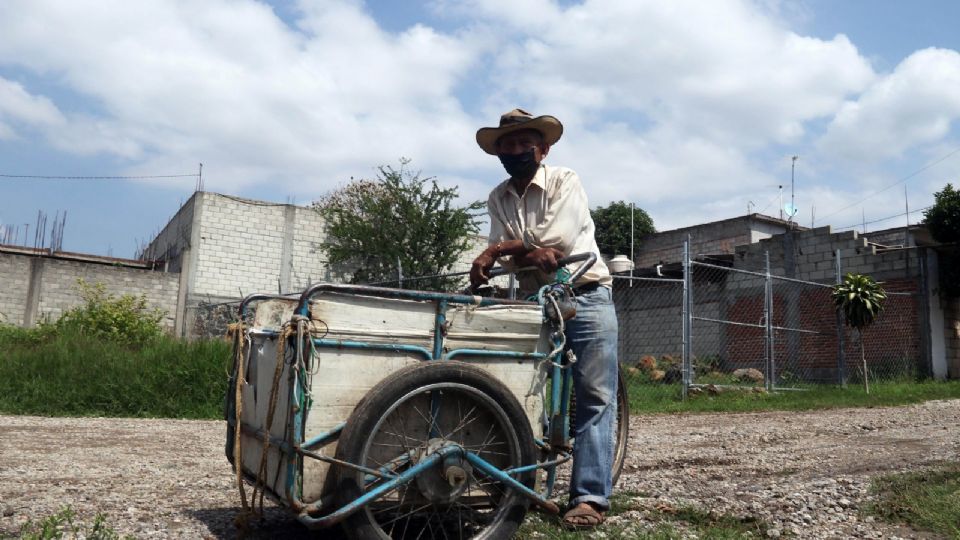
[
  {"x1": 732, "y1": 368, "x2": 765, "y2": 383},
  {"x1": 638, "y1": 355, "x2": 658, "y2": 371},
  {"x1": 766, "y1": 529, "x2": 782, "y2": 538}
]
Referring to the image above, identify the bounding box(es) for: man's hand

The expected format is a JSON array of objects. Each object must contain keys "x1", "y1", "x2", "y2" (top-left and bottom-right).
[
  {"x1": 470, "y1": 250, "x2": 496, "y2": 289},
  {"x1": 516, "y1": 247, "x2": 565, "y2": 273}
]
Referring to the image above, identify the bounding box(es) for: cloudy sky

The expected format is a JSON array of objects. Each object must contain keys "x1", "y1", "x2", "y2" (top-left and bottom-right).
[{"x1": 2, "y1": 0, "x2": 959, "y2": 257}]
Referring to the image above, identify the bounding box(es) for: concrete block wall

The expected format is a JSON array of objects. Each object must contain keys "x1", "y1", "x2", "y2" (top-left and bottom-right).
[
  {"x1": 0, "y1": 252, "x2": 179, "y2": 329},
  {"x1": 0, "y1": 253, "x2": 31, "y2": 325},
  {"x1": 192, "y1": 194, "x2": 287, "y2": 298},
  {"x1": 944, "y1": 297, "x2": 960, "y2": 378},
  {"x1": 613, "y1": 279, "x2": 684, "y2": 364},
  {"x1": 636, "y1": 214, "x2": 791, "y2": 268},
  {"x1": 733, "y1": 226, "x2": 922, "y2": 284},
  {"x1": 289, "y1": 205, "x2": 333, "y2": 288},
  {"x1": 141, "y1": 192, "x2": 196, "y2": 272}
]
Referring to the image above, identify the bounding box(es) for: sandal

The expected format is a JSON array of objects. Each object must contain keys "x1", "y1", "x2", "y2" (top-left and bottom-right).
[{"x1": 562, "y1": 503, "x2": 605, "y2": 530}]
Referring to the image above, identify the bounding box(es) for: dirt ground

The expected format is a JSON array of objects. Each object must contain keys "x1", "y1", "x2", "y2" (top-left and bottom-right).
[{"x1": 1, "y1": 399, "x2": 957, "y2": 539}]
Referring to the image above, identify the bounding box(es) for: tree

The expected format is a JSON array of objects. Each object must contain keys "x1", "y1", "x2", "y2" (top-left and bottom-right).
[
  {"x1": 922, "y1": 183, "x2": 960, "y2": 296},
  {"x1": 590, "y1": 201, "x2": 655, "y2": 257},
  {"x1": 313, "y1": 159, "x2": 484, "y2": 290},
  {"x1": 832, "y1": 273, "x2": 887, "y2": 393},
  {"x1": 923, "y1": 183, "x2": 960, "y2": 243}
]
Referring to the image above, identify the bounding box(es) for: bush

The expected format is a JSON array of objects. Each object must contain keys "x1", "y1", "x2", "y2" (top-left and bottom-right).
[{"x1": 54, "y1": 279, "x2": 165, "y2": 345}]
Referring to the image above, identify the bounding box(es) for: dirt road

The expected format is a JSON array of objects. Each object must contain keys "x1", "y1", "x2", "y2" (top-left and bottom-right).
[{"x1": 1, "y1": 400, "x2": 957, "y2": 539}]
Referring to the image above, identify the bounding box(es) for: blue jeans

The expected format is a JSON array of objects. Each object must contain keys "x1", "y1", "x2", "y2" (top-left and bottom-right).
[{"x1": 565, "y1": 285, "x2": 618, "y2": 510}]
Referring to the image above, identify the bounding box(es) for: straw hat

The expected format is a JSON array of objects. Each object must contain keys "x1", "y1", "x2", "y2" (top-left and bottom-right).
[{"x1": 475, "y1": 108, "x2": 563, "y2": 155}]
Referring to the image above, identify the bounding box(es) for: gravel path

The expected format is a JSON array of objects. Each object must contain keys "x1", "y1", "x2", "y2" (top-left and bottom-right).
[{"x1": 1, "y1": 400, "x2": 957, "y2": 539}]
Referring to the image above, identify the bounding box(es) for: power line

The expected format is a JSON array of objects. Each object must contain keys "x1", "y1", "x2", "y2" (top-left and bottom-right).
[
  {"x1": 833, "y1": 205, "x2": 933, "y2": 231},
  {"x1": 0, "y1": 173, "x2": 199, "y2": 180},
  {"x1": 815, "y1": 145, "x2": 960, "y2": 225}
]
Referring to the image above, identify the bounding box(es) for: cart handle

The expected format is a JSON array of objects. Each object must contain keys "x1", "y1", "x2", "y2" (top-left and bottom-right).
[{"x1": 487, "y1": 252, "x2": 597, "y2": 283}]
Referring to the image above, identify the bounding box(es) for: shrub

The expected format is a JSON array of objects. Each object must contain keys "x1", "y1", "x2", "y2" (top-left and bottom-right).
[{"x1": 54, "y1": 279, "x2": 165, "y2": 345}]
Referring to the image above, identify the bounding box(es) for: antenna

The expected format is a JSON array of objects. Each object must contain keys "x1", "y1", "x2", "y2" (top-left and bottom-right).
[
  {"x1": 904, "y1": 186, "x2": 910, "y2": 230},
  {"x1": 779, "y1": 185, "x2": 783, "y2": 220},
  {"x1": 789, "y1": 156, "x2": 798, "y2": 223}
]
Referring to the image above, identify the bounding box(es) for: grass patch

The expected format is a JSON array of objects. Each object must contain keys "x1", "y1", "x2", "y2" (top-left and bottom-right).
[
  {"x1": 0, "y1": 328, "x2": 231, "y2": 419},
  {"x1": 4, "y1": 506, "x2": 133, "y2": 540},
  {"x1": 516, "y1": 493, "x2": 772, "y2": 539},
  {"x1": 868, "y1": 463, "x2": 960, "y2": 538},
  {"x1": 625, "y1": 379, "x2": 960, "y2": 415}
]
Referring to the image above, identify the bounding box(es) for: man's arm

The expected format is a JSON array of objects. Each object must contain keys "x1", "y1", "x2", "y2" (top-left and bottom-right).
[{"x1": 470, "y1": 239, "x2": 563, "y2": 288}]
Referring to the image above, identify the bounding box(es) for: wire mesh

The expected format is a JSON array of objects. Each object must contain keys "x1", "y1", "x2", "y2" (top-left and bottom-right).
[
  {"x1": 769, "y1": 276, "x2": 839, "y2": 386},
  {"x1": 688, "y1": 261, "x2": 769, "y2": 390},
  {"x1": 612, "y1": 276, "x2": 685, "y2": 402},
  {"x1": 841, "y1": 289, "x2": 923, "y2": 384}
]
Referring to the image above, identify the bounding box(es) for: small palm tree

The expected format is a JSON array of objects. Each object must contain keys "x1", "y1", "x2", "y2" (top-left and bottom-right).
[{"x1": 832, "y1": 273, "x2": 887, "y2": 393}]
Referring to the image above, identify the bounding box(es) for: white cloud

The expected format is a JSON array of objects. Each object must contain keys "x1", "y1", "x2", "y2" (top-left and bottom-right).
[
  {"x1": 0, "y1": 77, "x2": 64, "y2": 139},
  {"x1": 1, "y1": 0, "x2": 955, "y2": 245},
  {"x1": 818, "y1": 48, "x2": 960, "y2": 162},
  {"x1": 0, "y1": 0, "x2": 486, "y2": 191},
  {"x1": 462, "y1": 0, "x2": 875, "y2": 146}
]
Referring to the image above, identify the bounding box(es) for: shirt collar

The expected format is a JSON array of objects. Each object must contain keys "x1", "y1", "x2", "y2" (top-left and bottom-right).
[{"x1": 505, "y1": 164, "x2": 546, "y2": 198}]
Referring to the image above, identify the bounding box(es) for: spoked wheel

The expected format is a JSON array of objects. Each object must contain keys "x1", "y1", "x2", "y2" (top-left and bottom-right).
[
  {"x1": 562, "y1": 366, "x2": 630, "y2": 488},
  {"x1": 334, "y1": 361, "x2": 537, "y2": 540}
]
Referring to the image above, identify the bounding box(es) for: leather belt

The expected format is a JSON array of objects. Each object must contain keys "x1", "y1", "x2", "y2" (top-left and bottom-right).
[{"x1": 572, "y1": 281, "x2": 601, "y2": 294}]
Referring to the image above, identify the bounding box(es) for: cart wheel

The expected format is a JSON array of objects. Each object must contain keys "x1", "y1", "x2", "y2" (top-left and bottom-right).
[
  {"x1": 334, "y1": 361, "x2": 537, "y2": 540},
  {"x1": 566, "y1": 366, "x2": 630, "y2": 487}
]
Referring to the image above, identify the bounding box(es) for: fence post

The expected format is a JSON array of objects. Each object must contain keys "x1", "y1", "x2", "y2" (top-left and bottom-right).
[
  {"x1": 835, "y1": 249, "x2": 846, "y2": 387},
  {"x1": 765, "y1": 251, "x2": 774, "y2": 391},
  {"x1": 682, "y1": 237, "x2": 692, "y2": 400}
]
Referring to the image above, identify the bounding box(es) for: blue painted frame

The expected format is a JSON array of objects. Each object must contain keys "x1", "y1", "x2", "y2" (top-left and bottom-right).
[{"x1": 229, "y1": 275, "x2": 588, "y2": 528}]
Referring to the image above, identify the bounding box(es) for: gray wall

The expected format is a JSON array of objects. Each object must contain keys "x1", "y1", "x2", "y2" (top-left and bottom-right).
[
  {"x1": 636, "y1": 214, "x2": 791, "y2": 268},
  {"x1": 0, "y1": 251, "x2": 180, "y2": 330}
]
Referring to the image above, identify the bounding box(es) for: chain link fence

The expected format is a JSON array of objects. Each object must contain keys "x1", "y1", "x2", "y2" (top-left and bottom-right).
[
  {"x1": 193, "y1": 242, "x2": 926, "y2": 394},
  {"x1": 613, "y1": 276, "x2": 684, "y2": 402},
  {"x1": 614, "y1": 240, "x2": 929, "y2": 396}
]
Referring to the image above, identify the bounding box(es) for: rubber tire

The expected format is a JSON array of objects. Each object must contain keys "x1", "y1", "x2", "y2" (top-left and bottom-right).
[
  {"x1": 334, "y1": 361, "x2": 537, "y2": 540},
  {"x1": 568, "y1": 366, "x2": 630, "y2": 487}
]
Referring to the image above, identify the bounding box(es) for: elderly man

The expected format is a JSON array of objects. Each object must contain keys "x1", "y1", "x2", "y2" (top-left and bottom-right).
[{"x1": 470, "y1": 108, "x2": 618, "y2": 530}]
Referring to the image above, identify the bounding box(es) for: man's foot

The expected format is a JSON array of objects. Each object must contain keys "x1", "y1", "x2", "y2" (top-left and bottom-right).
[{"x1": 561, "y1": 502, "x2": 605, "y2": 530}]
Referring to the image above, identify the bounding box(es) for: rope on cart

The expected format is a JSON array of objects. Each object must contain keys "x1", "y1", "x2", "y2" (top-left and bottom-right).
[
  {"x1": 249, "y1": 322, "x2": 296, "y2": 516},
  {"x1": 228, "y1": 321, "x2": 258, "y2": 531}
]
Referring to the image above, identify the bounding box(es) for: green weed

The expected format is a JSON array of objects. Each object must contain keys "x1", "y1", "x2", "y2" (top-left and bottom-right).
[
  {"x1": 0, "y1": 328, "x2": 231, "y2": 418},
  {"x1": 868, "y1": 463, "x2": 960, "y2": 538},
  {"x1": 7, "y1": 506, "x2": 132, "y2": 540}
]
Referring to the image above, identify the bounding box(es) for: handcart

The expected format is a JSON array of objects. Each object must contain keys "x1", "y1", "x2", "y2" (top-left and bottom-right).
[{"x1": 224, "y1": 253, "x2": 629, "y2": 539}]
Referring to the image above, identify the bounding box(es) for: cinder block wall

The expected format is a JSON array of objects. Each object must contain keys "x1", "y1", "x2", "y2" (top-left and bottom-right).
[
  {"x1": 0, "y1": 253, "x2": 31, "y2": 325},
  {"x1": 636, "y1": 215, "x2": 789, "y2": 268},
  {"x1": 0, "y1": 252, "x2": 180, "y2": 329},
  {"x1": 944, "y1": 297, "x2": 960, "y2": 378},
  {"x1": 141, "y1": 192, "x2": 196, "y2": 272}
]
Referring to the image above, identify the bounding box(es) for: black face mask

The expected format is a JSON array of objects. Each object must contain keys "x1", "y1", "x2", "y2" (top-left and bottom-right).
[{"x1": 498, "y1": 148, "x2": 540, "y2": 179}]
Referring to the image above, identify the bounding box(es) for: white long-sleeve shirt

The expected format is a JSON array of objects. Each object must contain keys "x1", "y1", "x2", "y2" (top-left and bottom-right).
[{"x1": 486, "y1": 164, "x2": 611, "y2": 293}]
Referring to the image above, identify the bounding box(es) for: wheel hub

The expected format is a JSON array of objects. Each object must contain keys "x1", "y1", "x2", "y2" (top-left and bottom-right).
[{"x1": 414, "y1": 439, "x2": 473, "y2": 504}]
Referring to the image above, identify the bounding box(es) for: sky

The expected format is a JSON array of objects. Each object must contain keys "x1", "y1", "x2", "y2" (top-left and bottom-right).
[{"x1": 1, "y1": 0, "x2": 959, "y2": 258}]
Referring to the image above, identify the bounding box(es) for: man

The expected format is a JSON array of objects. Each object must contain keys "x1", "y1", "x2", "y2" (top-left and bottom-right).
[{"x1": 470, "y1": 108, "x2": 619, "y2": 530}]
